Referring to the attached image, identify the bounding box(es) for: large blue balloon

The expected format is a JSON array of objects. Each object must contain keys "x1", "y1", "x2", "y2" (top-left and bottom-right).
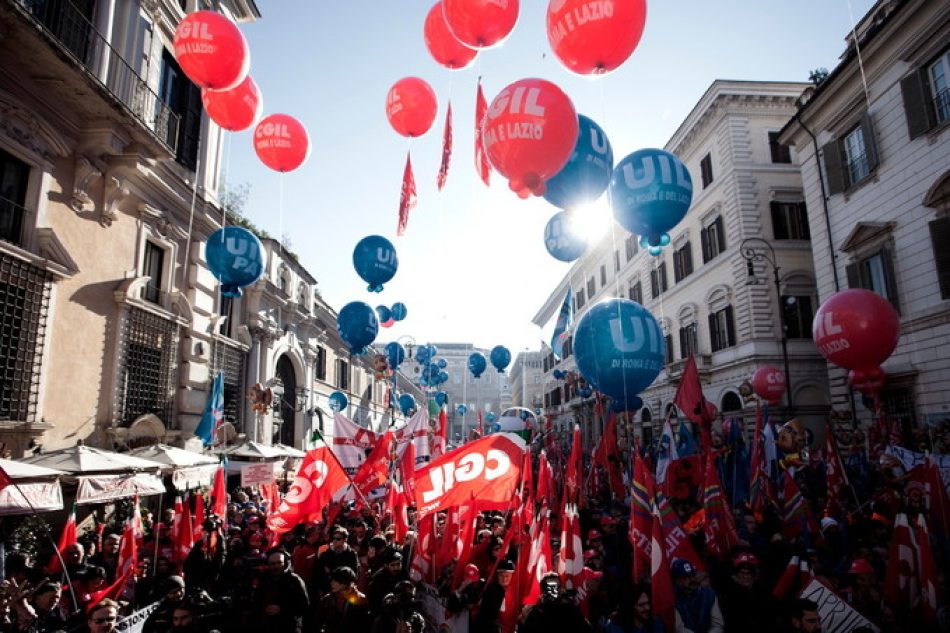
[
  {"x1": 415, "y1": 345, "x2": 432, "y2": 366},
  {"x1": 468, "y1": 352, "x2": 487, "y2": 378},
  {"x1": 437, "y1": 358, "x2": 447, "y2": 369},
  {"x1": 328, "y1": 391, "x2": 348, "y2": 413},
  {"x1": 573, "y1": 298, "x2": 665, "y2": 409},
  {"x1": 435, "y1": 391, "x2": 448, "y2": 406},
  {"x1": 391, "y1": 302, "x2": 408, "y2": 321},
  {"x1": 543, "y1": 211, "x2": 588, "y2": 262},
  {"x1": 385, "y1": 341, "x2": 406, "y2": 369},
  {"x1": 609, "y1": 148, "x2": 693, "y2": 248},
  {"x1": 376, "y1": 305, "x2": 392, "y2": 323},
  {"x1": 353, "y1": 235, "x2": 398, "y2": 292},
  {"x1": 398, "y1": 393, "x2": 416, "y2": 416},
  {"x1": 337, "y1": 301, "x2": 379, "y2": 354},
  {"x1": 544, "y1": 115, "x2": 614, "y2": 210},
  {"x1": 206, "y1": 227, "x2": 265, "y2": 297},
  {"x1": 489, "y1": 346, "x2": 511, "y2": 373},
  {"x1": 437, "y1": 370, "x2": 449, "y2": 384}
]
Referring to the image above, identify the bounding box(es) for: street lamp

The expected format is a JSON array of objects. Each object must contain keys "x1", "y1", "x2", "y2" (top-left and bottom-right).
[{"x1": 740, "y1": 237, "x2": 794, "y2": 411}]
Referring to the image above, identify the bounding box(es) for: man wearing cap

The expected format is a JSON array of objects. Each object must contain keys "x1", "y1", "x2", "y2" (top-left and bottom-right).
[
  {"x1": 317, "y1": 527, "x2": 360, "y2": 595},
  {"x1": 315, "y1": 566, "x2": 370, "y2": 633},
  {"x1": 671, "y1": 559, "x2": 723, "y2": 633},
  {"x1": 471, "y1": 559, "x2": 515, "y2": 633},
  {"x1": 143, "y1": 575, "x2": 187, "y2": 633},
  {"x1": 719, "y1": 552, "x2": 772, "y2": 633}
]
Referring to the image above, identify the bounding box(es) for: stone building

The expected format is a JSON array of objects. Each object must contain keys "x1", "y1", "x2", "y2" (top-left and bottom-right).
[
  {"x1": 779, "y1": 0, "x2": 950, "y2": 430},
  {"x1": 508, "y1": 350, "x2": 544, "y2": 413}
]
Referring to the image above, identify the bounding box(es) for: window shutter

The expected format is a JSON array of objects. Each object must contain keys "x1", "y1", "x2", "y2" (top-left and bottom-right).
[
  {"x1": 679, "y1": 329, "x2": 687, "y2": 359},
  {"x1": 725, "y1": 306, "x2": 736, "y2": 346},
  {"x1": 860, "y1": 112, "x2": 880, "y2": 172},
  {"x1": 881, "y1": 247, "x2": 901, "y2": 314},
  {"x1": 684, "y1": 242, "x2": 693, "y2": 275},
  {"x1": 798, "y1": 203, "x2": 811, "y2": 240},
  {"x1": 822, "y1": 140, "x2": 847, "y2": 195},
  {"x1": 179, "y1": 81, "x2": 203, "y2": 171},
  {"x1": 673, "y1": 252, "x2": 683, "y2": 282},
  {"x1": 930, "y1": 218, "x2": 950, "y2": 299},
  {"x1": 651, "y1": 270, "x2": 659, "y2": 298},
  {"x1": 664, "y1": 334, "x2": 674, "y2": 364},
  {"x1": 701, "y1": 227, "x2": 711, "y2": 263},
  {"x1": 900, "y1": 70, "x2": 936, "y2": 140},
  {"x1": 708, "y1": 314, "x2": 719, "y2": 352},
  {"x1": 715, "y1": 216, "x2": 726, "y2": 252},
  {"x1": 771, "y1": 201, "x2": 788, "y2": 240},
  {"x1": 660, "y1": 262, "x2": 668, "y2": 291},
  {"x1": 845, "y1": 263, "x2": 861, "y2": 289}
]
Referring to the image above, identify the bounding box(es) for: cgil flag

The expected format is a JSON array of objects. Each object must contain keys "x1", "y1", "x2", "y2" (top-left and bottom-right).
[
  {"x1": 550, "y1": 288, "x2": 574, "y2": 359},
  {"x1": 195, "y1": 372, "x2": 224, "y2": 446}
]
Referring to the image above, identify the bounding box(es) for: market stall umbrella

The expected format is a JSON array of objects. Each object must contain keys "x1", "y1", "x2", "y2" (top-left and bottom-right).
[
  {"x1": 0, "y1": 457, "x2": 64, "y2": 515},
  {"x1": 271, "y1": 443, "x2": 306, "y2": 458},
  {"x1": 129, "y1": 444, "x2": 219, "y2": 491},
  {"x1": 216, "y1": 441, "x2": 285, "y2": 460}
]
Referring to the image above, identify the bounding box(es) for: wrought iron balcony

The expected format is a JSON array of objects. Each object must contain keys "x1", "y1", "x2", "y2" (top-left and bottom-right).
[{"x1": 12, "y1": 0, "x2": 179, "y2": 152}]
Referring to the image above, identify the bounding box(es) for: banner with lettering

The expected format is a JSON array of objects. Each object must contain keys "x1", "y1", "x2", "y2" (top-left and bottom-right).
[
  {"x1": 414, "y1": 433, "x2": 526, "y2": 517},
  {"x1": 799, "y1": 578, "x2": 879, "y2": 633},
  {"x1": 267, "y1": 441, "x2": 352, "y2": 534}
]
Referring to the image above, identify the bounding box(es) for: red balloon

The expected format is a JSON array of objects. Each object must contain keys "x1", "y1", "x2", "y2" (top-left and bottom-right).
[
  {"x1": 386, "y1": 78, "x2": 438, "y2": 138},
  {"x1": 253, "y1": 114, "x2": 310, "y2": 173},
  {"x1": 173, "y1": 11, "x2": 249, "y2": 91},
  {"x1": 751, "y1": 365, "x2": 786, "y2": 404},
  {"x1": 481, "y1": 78, "x2": 578, "y2": 197},
  {"x1": 812, "y1": 289, "x2": 900, "y2": 371},
  {"x1": 848, "y1": 366, "x2": 886, "y2": 395},
  {"x1": 202, "y1": 75, "x2": 262, "y2": 132},
  {"x1": 442, "y1": 0, "x2": 520, "y2": 49},
  {"x1": 380, "y1": 319, "x2": 396, "y2": 329},
  {"x1": 546, "y1": 0, "x2": 647, "y2": 75},
  {"x1": 424, "y1": 2, "x2": 478, "y2": 70}
]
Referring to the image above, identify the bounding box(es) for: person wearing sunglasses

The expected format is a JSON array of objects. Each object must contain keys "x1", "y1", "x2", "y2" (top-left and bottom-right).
[
  {"x1": 86, "y1": 599, "x2": 119, "y2": 633},
  {"x1": 316, "y1": 527, "x2": 359, "y2": 595}
]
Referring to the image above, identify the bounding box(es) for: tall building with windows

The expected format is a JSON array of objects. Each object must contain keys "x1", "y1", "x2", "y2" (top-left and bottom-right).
[
  {"x1": 534, "y1": 80, "x2": 831, "y2": 446},
  {"x1": 779, "y1": 0, "x2": 950, "y2": 429},
  {"x1": 509, "y1": 350, "x2": 544, "y2": 414}
]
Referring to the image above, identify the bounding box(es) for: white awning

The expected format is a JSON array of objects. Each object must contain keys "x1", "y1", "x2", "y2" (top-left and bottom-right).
[
  {"x1": 76, "y1": 473, "x2": 166, "y2": 504},
  {"x1": 170, "y1": 463, "x2": 220, "y2": 491},
  {"x1": 0, "y1": 480, "x2": 63, "y2": 515}
]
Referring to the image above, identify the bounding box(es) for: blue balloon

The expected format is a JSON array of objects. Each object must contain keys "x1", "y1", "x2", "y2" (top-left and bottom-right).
[
  {"x1": 456, "y1": 404, "x2": 467, "y2": 416},
  {"x1": 437, "y1": 359, "x2": 447, "y2": 369},
  {"x1": 415, "y1": 346, "x2": 432, "y2": 365},
  {"x1": 328, "y1": 391, "x2": 348, "y2": 413},
  {"x1": 578, "y1": 385, "x2": 593, "y2": 398},
  {"x1": 206, "y1": 227, "x2": 265, "y2": 297},
  {"x1": 336, "y1": 301, "x2": 379, "y2": 354},
  {"x1": 391, "y1": 302, "x2": 408, "y2": 321},
  {"x1": 544, "y1": 114, "x2": 614, "y2": 210},
  {"x1": 398, "y1": 393, "x2": 416, "y2": 416},
  {"x1": 353, "y1": 235, "x2": 398, "y2": 292},
  {"x1": 489, "y1": 346, "x2": 511, "y2": 373},
  {"x1": 468, "y1": 352, "x2": 487, "y2": 378},
  {"x1": 486, "y1": 412, "x2": 496, "y2": 423},
  {"x1": 385, "y1": 341, "x2": 406, "y2": 369},
  {"x1": 437, "y1": 370, "x2": 449, "y2": 384},
  {"x1": 609, "y1": 148, "x2": 693, "y2": 248},
  {"x1": 573, "y1": 298, "x2": 665, "y2": 410},
  {"x1": 427, "y1": 344, "x2": 439, "y2": 358},
  {"x1": 376, "y1": 305, "x2": 392, "y2": 323},
  {"x1": 553, "y1": 369, "x2": 565, "y2": 380},
  {"x1": 543, "y1": 211, "x2": 588, "y2": 262},
  {"x1": 436, "y1": 391, "x2": 448, "y2": 406},
  {"x1": 490, "y1": 422, "x2": 501, "y2": 433}
]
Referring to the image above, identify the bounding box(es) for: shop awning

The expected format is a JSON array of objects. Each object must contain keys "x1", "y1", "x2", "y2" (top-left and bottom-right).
[{"x1": 76, "y1": 472, "x2": 166, "y2": 505}]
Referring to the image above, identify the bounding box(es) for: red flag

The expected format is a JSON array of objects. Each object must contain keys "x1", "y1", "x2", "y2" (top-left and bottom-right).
[
  {"x1": 0, "y1": 464, "x2": 11, "y2": 493},
  {"x1": 173, "y1": 496, "x2": 193, "y2": 565},
  {"x1": 191, "y1": 492, "x2": 205, "y2": 543},
  {"x1": 396, "y1": 151, "x2": 417, "y2": 236},
  {"x1": 749, "y1": 401, "x2": 775, "y2": 517},
  {"x1": 116, "y1": 519, "x2": 138, "y2": 586},
  {"x1": 558, "y1": 427, "x2": 585, "y2": 592},
  {"x1": 410, "y1": 514, "x2": 437, "y2": 583},
  {"x1": 267, "y1": 441, "x2": 352, "y2": 535},
  {"x1": 399, "y1": 439, "x2": 417, "y2": 501},
  {"x1": 353, "y1": 430, "x2": 395, "y2": 498},
  {"x1": 414, "y1": 433, "x2": 526, "y2": 517},
  {"x1": 522, "y1": 513, "x2": 552, "y2": 606},
  {"x1": 655, "y1": 488, "x2": 705, "y2": 572},
  {"x1": 592, "y1": 412, "x2": 625, "y2": 499},
  {"x1": 824, "y1": 430, "x2": 849, "y2": 519},
  {"x1": 431, "y1": 407, "x2": 448, "y2": 458},
  {"x1": 535, "y1": 450, "x2": 554, "y2": 510},
  {"x1": 475, "y1": 78, "x2": 491, "y2": 186},
  {"x1": 650, "y1": 499, "x2": 676, "y2": 631},
  {"x1": 773, "y1": 555, "x2": 812, "y2": 599},
  {"x1": 629, "y1": 456, "x2": 654, "y2": 583},
  {"x1": 884, "y1": 513, "x2": 920, "y2": 613},
  {"x1": 46, "y1": 505, "x2": 77, "y2": 574},
  {"x1": 564, "y1": 425, "x2": 584, "y2": 507},
  {"x1": 211, "y1": 464, "x2": 227, "y2": 524},
  {"x1": 673, "y1": 355, "x2": 717, "y2": 437},
  {"x1": 451, "y1": 497, "x2": 479, "y2": 589},
  {"x1": 86, "y1": 569, "x2": 132, "y2": 610},
  {"x1": 915, "y1": 515, "x2": 939, "y2": 623},
  {"x1": 702, "y1": 452, "x2": 740, "y2": 560},
  {"x1": 905, "y1": 459, "x2": 950, "y2": 537},
  {"x1": 437, "y1": 102, "x2": 453, "y2": 190}
]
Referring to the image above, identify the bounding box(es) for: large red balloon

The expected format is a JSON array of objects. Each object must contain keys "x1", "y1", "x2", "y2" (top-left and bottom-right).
[
  {"x1": 442, "y1": 0, "x2": 520, "y2": 49},
  {"x1": 202, "y1": 75, "x2": 262, "y2": 132},
  {"x1": 386, "y1": 78, "x2": 438, "y2": 138},
  {"x1": 173, "y1": 11, "x2": 249, "y2": 91},
  {"x1": 253, "y1": 114, "x2": 310, "y2": 173},
  {"x1": 546, "y1": 0, "x2": 647, "y2": 75},
  {"x1": 424, "y1": 2, "x2": 478, "y2": 69},
  {"x1": 812, "y1": 289, "x2": 900, "y2": 371},
  {"x1": 751, "y1": 365, "x2": 786, "y2": 404},
  {"x1": 481, "y1": 78, "x2": 578, "y2": 198},
  {"x1": 848, "y1": 366, "x2": 886, "y2": 396}
]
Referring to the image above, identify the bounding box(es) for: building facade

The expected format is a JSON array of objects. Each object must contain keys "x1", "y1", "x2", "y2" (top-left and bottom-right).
[
  {"x1": 779, "y1": 0, "x2": 950, "y2": 430},
  {"x1": 508, "y1": 350, "x2": 544, "y2": 413},
  {"x1": 535, "y1": 80, "x2": 832, "y2": 446}
]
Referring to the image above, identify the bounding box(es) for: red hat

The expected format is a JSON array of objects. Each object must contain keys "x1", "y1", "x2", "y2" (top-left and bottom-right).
[
  {"x1": 848, "y1": 559, "x2": 875, "y2": 575},
  {"x1": 587, "y1": 529, "x2": 603, "y2": 541},
  {"x1": 583, "y1": 549, "x2": 600, "y2": 560},
  {"x1": 463, "y1": 564, "x2": 480, "y2": 582},
  {"x1": 600, "y1": 516, "x2": 617, "y2": 526}
]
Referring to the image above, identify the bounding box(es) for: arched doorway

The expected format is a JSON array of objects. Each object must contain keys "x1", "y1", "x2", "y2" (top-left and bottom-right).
[
  {"x1": 721, "y1": 392, "x2": 743, "y2": 414},
  {"x1": 275, "y1": 354, "x2": 297, "y2": 446}
]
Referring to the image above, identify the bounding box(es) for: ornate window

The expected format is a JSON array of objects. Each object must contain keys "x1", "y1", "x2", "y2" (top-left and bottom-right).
[
  {"x1": 210, "y1": 338, "x2": 246, "y2": 431},
  {"x1": 118, "y1": 307, "x2": 180, "y2": 427}
]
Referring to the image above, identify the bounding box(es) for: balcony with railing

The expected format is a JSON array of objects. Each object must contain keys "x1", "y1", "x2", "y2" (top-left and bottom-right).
[{"x1": 9, "y1": 0, "x2": 179, "y2": 152}]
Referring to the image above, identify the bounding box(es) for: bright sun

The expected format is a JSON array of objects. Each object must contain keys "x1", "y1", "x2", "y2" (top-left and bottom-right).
[{"x1": 567, "y1": 197, "x2": 613, "y2": 244}]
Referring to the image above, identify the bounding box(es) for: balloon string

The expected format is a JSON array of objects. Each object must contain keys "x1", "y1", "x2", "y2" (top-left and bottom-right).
[
  {"x1": 279, "y1": 171, "x2": 284, "y2": 257},
  {"x1": 181, "y1": 153, "x2": 202, "y2": 289},
  {"x1": 222, "y1": 131, "x2": 231, "y2": 233}
]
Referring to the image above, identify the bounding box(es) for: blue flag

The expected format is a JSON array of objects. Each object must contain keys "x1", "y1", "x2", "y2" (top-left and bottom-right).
[
  {"x1": 550, "y1": 288, "x2": 574, "y2": 359},
  {"x1": 195, "y1": 372, "x2": 224, "y2": 446},
  {"x1": 676, "y1": 420, "x2": 699, "y2": 457}
]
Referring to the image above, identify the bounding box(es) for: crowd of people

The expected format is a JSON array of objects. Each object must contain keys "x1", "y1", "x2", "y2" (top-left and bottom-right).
[{"x1": 0, "y1": 414, "x2": 947, "y2": 633}]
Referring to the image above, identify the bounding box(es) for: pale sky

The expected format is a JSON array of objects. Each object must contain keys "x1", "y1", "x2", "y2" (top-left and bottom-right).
[{"x1": 225, "y1": 0, "x2": 877, "y2": 358}]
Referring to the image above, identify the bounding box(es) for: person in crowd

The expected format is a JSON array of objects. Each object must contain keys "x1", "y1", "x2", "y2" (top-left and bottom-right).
[
  {"x1": 783, "y1": 598, "x2": 823, "y2": 633},
  {"x1": 671, "y1": 559, "x2": 723, "y2": 633},
  {"x1": 89, "y1": 535, "x2": 121, "y2": 584},
  {"x1": 314, "y1": 566, "x2": 370, "y2": 633},
  {"x1": 316, "y1": 527, "x2": 359, "y2": 595},
  {"x1": 61, "y1": 543, "x2": 93, "y2": 582},
  {"x1": 252, "y1": 549, "x2": 309, "y2": 633},
  {"x1": 443, "y1": 563, "x2": 483, "y2": 630},
  {"x1": 70, "y1": 566, "x2": 107, "y2": 615},
  {"x1": 470, "y1": 558, "x2": 515, "y2": 633},
  {"x1": 291, "y1": 524, "x2": 322, "y2": 589},
  {"x1": 84, "y1": 599, "x2": 119, "y2": 633},
  {"x1": 27, "y1": 580, "x2": 66, "y2": 632},
  {"x1": 604, "y1": 583, "x2": 664, "y2": 633},
  {"x1": 143, "y1": 576, "x2": 188, "y2": 633},
  {"x1": 518, "y1": 571, "x2": 594, "y2": 633},
  {"x1": 368, "y1": 551, "x2": 405, "y2": 614},
  {"x1": 370, "y1": 580, "x2": 425, "y2": 633},
  {"x1": 718, "y1": 552, "x2": 773, "y2": 633}
]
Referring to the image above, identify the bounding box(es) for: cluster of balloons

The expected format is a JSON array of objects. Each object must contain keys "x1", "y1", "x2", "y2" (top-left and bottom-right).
[
  {"x1": 468, "y1": 352, "x2": 487, "y2": 378},
  {"x1": 205, "y1": 226, "x2": 265, "y2": 297},
  {"x1": 812, "y1": 289, "x2": 900, "y2": 396},
  {"x1": 750, "y1": 365, "x2": 787, "y2": 405},
  {"x1": 489, "y1": 345, "x2": 511, "y2": 373},
  {"x1": 353, "y1": 235, "x2": 399, "y2": 293},
  {"x1": 573, "y1": 298, "x2": 665, "y2": 411},
  {"x1": 172, "y1": 11, "x2": 310, "y2": 173}
]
